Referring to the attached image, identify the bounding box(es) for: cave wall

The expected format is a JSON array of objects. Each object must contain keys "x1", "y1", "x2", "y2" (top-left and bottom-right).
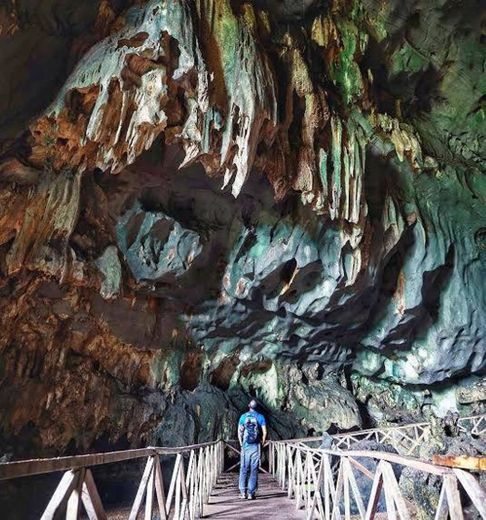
[{"x1": 0, "y1": 0, "x2": 484, "y2": 457}]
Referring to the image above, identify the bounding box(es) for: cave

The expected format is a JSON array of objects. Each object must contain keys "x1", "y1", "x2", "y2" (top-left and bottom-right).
[{"x1": 0, "y1": 0, "x2": 484, "y2": 518}]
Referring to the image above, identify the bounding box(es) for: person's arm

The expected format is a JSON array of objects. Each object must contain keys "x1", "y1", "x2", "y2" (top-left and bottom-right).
[
  {"x1": 238, "y1": 425, "x2": 244, "y2": 447},
  {"x1": 238, "y1": 415, "x2": 244, "y2": 447},
  {"x1": 259, "y1": 414, "x2": 268, "y2": 445}
]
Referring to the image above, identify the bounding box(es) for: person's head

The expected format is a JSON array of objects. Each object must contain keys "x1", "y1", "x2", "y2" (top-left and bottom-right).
[{"x1": 248, "y1": 399, "x2": 258, "y2": 411}]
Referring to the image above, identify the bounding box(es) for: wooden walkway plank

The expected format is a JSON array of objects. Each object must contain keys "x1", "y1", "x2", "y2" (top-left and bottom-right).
[
  {"x1": 203, "y1": 472, "x2": 307, "y2": 519},
  {"x1": 433, "y1": 454, "x2": 486, "y2": 471}
]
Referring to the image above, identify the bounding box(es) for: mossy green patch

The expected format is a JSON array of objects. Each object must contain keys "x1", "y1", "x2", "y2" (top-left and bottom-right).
[
  {"x1": 151, "y1": 349, "x2": 183, "y2": 388},
  {"x1": 210, "y1": 1, "x2": 240, "y2": 87},
  {"x1": 330, "y1": 19, "x2": 367, "y2": 105},
  {"x1": 390, "y1": 41, "x2": 427, "y2": 76}
]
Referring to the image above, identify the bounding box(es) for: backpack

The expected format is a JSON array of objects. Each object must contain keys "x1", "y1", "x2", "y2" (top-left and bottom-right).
[{"x1": 243, "y1": 414, "x2": 260, "y2": 444}]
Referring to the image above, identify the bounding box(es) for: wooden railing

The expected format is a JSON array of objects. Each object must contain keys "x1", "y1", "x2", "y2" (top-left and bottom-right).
[
  {"x1": 457, "y1": 414, "x2": 486, "y2": 437},
  {"x1": 0, "y1": 440, "x2": 224, "y2": 520},
  {"x1": 269, "y1": 441, "x2": 486, "y2": 520},
  {"x1": 331, "y1": 423, "x2": 430, "y2": 456},
  {"x1": 283, "y1": 414, "x2": 486, "y2": 457},
  {"x1": 1, "y1": 414, "x2": 484, "y2": 518}
]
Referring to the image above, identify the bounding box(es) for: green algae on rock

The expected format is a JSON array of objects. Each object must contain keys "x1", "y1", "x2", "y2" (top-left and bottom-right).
[{"x1": 0, "y1": 0, "x2": 484, "y2": 457}]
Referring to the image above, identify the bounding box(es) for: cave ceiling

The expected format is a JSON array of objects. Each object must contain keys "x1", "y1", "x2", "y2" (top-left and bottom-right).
[{"x1": 0, "y1": 0, "x2": 484, "y2": 452}]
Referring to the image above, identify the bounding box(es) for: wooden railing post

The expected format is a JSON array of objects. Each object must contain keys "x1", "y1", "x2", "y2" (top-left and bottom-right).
[
  {"x1": 129, "y1": 456, "x2": 155, "y2": 520},
  {"x1": 40, "y1": 467, "x2": 107, "y2": 520},
  {"x1": 66, "y1": 467, "x2": 84, "y2": 519},
  {"x1": 269, "y1": 442, "x2": 273, "y2": 474},
  {"x1": 41, "y1": 470, "x2": 80, "y2": 520},
  {"x1": 144, "y1": 461, "x2": 155, "y2": 520},
  {"x1": 82, "y1": 469, "x2": 107, "y2": 520},
  {"x1": 284, "y1": 443, "x2": 290, "y2": 490},
  {"x1": 153, "y1": 456, "x2": 168, "y2": 520}
]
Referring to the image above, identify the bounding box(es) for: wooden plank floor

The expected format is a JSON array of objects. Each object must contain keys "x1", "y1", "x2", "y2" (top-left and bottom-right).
[{"x1": 203, "y1": 472, "x2": 307, "y2": 519}]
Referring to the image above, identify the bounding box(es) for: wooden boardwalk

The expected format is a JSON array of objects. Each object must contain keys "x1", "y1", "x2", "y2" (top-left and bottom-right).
[
  {"x1": 0, "y1": 415, "x2": 484, "y2": 519},
  {"x1": 203, "y1": 472, "x2": 306, "y2": 519}
]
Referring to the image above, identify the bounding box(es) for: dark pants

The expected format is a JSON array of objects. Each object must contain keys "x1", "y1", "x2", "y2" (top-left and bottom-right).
[{"x1": 239, "y1": 444, "x2": 260, "y2": 495}]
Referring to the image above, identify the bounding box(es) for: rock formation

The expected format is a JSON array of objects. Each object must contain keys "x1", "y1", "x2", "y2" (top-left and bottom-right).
[{"x1": 0, "y1": 0, "x2": 484, "y2": 457}]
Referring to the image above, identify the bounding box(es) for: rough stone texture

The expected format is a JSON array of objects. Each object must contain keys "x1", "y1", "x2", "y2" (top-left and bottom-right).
[
  {"x1": 0, "y1": 0, "x2": 484, "y2": 457},
  {"x1": 347, "y1": 440, "x2": 402, "y2": 514}
]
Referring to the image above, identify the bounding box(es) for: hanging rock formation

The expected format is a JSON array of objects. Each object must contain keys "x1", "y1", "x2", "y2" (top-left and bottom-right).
[{"x1": 0, "y1": 0, "x2": 484, "y2": 457}]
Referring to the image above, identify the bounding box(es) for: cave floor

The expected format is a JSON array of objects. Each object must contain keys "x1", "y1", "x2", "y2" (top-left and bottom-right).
[{"x1": 203, "y1": 472, "x2": 306, "y2": 519}]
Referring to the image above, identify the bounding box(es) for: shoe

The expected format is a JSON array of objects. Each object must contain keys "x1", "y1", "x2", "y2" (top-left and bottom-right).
[
  {"x1": 247, "y1": 494, "x2": 255, "y2": 500},
  {"x1": 240, "y1": 492, "x2": 247, "y2": 499}
]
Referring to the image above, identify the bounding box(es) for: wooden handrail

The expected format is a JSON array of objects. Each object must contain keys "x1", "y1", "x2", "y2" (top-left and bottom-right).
[
  {"x1": 284, "y1": 422, "x2": 429, "y2": 444},
  {"x1": 1, "y1": 414, "x2": 483, "y2": 480},
  {"x1": 271, "y1": 441, "x2": 452, "y2": 475},
  {"x1": 0, "y1": 440, "x2": 220, "y2": 481},
  {"x1": 281, "y1": 413, "x2": 485, "y2": 445}
]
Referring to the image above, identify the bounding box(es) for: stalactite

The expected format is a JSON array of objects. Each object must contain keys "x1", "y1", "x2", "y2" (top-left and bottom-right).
[{"x1": 0, "y1": 0, "x2": 484, "y2": 457}]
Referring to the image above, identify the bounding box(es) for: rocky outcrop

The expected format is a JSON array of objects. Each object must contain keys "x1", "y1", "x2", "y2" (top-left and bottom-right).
[
  {"x1": 346, "y1": 440, "x2": 402, "y2": 514},
  {"x1": 400, "y1": 415, "x2": 486, "y2": 518},
  {"x1": 0, "y1": 0, "x2": 484, "y2": 456}
]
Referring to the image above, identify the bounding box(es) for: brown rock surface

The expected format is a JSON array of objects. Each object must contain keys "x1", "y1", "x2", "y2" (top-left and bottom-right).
[{"x1": 0, "y1": 0, "x2": 484, "y2": 460}]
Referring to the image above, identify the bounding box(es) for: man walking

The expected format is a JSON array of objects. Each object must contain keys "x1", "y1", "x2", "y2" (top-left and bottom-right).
[{"x1": 238, "y1": 399, "x2": 267, "y2": 500}]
